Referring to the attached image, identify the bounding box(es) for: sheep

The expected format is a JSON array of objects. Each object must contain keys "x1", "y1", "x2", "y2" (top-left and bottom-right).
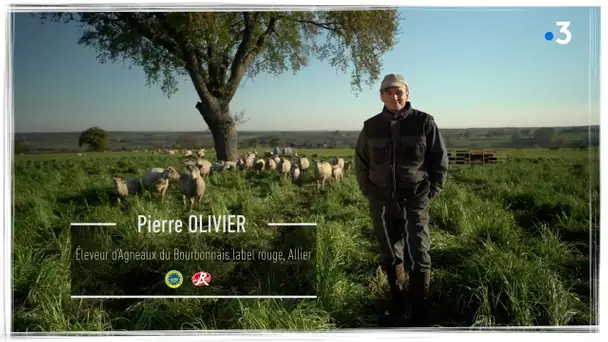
[
  {"x1": 197, "y1": 149, "x2": 206, "y2": 158},
  {"x1": 290, "y1": 164, "x2": 301, "y2": 182},
  {"x1": 236, "y1": 158, "x2": 248, "y2": 171},
  {"x1": 245, "y1": 156, "x2": 256, "y2": 171},
  {"x1": 331, "y1": 164, "x2": 344, "y2": 183},
  {"x1": 297, "y1": 156, "x2": 310, "y2": 174},
  {"x1": 184, "y1": 150, "x2": 193, "y2": 157},
  {"x1": 112, "y1": 176, "x2": 142, "y2": 204},
  {"x1": 254, "y1": 158, "x2": 265, "y2": 173},
  {"x1": 195, "y1": 158, "x2": 212, "y2": 177},
  {"x1": 142, "y1": 167, "x2": 180, "y2": 202},
  {"x1": 313, "y1": 160, "x2": 333, "y2": 190},
  {"x1": 224, "y1": 161, "x2": 237, "y2": 170},
  {"x1": 212, "y1": 160, "x2": 237, "y2": 173},
  {"x1": 277, "y1": 157, "x2": 291, "y2": 179},
  {"x1": 265, "y1": 157, "x2": 277, "y2": 171},
  {"x1": 152, "y1": 177, "x2": 170, "y2": 197},
  {"x1": 331, "y1": 157, "x2": 345, "y2": 170},
  {"x1": 179, "y1": 164, "x2": 206, "y2": 210}
]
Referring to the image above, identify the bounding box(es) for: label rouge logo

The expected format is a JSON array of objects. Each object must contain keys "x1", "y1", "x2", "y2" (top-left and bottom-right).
[{"x1": 192, "y1": 271, "x2": 212, "y2": 287}]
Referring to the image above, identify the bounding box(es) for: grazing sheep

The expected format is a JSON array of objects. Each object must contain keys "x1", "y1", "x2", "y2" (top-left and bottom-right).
[
  {"x1": 290, "y1": 164, "x2": 301, "y2": 182},
  {"x1": 297, "y1": 156, "x2": 310, "y2": 174},
  {"x1": 277, "y1": 157, "x2": 291, "y2": 178},
  {"x1": 313, "y1": 160, "x2": 333, "y2": 190},
  {"x1": 265, "y1": 157, "x2": 277, "y2": 171},
  {"x1": 197, "y1": 149, "x2": 206, "y2": 158},
  {"x1": 152, "y1": 177, "x2": 170, "y2": 198},
  {"x1": 331, "y1": 157, "x2": 345, "y2": 170},
  {"x1": 112, "y1": 176, "x2": 142, "y2": 204},
  {"x1": 196, "y1": 158, "x2": 212, "y2": 177},
  {"x1": 142, "y1": 167, "x2": 180, "y2": 202},
  {"x1": 236, "y1": 158, "x2": 247, "y2": 171},
  {"x1": 331, "y1": 164, "x2": 344, "y2": 183},
  {"x1": 224, "y1": 161, "x2": 237, "y2": 170},
  {"x1": 179, "y1": 164, "x2": 206, "y2": 210},
  {"x1": 254, "y1": 158, "x2": 265, "y2": 173}
]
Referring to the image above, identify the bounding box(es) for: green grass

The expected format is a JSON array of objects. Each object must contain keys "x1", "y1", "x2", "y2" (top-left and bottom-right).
[{"x1": 12, "y1": 148, "x2": 598, "y2": 331}]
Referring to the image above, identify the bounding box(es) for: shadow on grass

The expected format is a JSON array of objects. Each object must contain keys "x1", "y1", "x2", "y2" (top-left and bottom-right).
[
  {"x1": 503, "y1": 194, "x2": 589, "y2": 247},
  {"x1": 56, "y1": 187, "x2": 114, "y2": 208}
]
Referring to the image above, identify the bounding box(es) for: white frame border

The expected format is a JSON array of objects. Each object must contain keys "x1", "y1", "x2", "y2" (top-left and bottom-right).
[{"x1": 2, "y1": 1, "x2": 605, "y2": 341}]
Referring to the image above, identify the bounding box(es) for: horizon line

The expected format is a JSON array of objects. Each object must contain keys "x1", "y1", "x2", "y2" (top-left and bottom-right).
[{"x1": 14, "y1": 124, "x2": 599, "y2": 135}]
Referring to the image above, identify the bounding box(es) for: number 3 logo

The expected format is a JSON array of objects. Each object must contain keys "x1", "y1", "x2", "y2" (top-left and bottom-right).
[{"x1": 555, "y1": 21, "x2": 572, "y2": 45}]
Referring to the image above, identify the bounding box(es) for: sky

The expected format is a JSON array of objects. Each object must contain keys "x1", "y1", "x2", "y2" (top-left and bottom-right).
[{"x1": 13, "y1": 7, "x2": 601, "y2": 133}]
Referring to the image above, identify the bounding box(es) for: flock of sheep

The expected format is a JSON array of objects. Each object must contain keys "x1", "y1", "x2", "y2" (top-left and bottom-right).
[{"x1": 112, "y1": 149, "x2": 351, "y2": 210}]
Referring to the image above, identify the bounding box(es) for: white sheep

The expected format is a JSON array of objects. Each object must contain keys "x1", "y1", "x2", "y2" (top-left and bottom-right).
[
  {"x1": 298, "y1": 156, "x2": 310, "y2": 174},
  {"x1": 142, "y1": 167, "x2": 180, "y2": 202},
  {"x1": 236, "y1": 158, "x2": 248, "y2": 171},
  {"x1": 224, "y1": 161, "x2": 237, "y2": 170},
  {"x1": 255, "y1": 158, "x2": 265, "y2": 173},
  {"x1": 277, "y1": 157, "x2": 291, "y2": 178},
  {"x1": 290, "y1": 164, "x2": 301, "y2": 182},
  {"x1": 331, "y1": 157, "x2": 345, "y2": 170},
  {"x1": 195, "y1": 158, "x2": 212, "y2": 177},
  {"x1": 197, "y1": 149, "x2": 206, "y2": 158},
  {"x1": 179, "y1": 164, "x2": 206, "y2": 210},
  {"x1": 184, "y1": 150, "x2": 193, "y2": 157},
  {"x1": 313, "y1": 160, "x2": 333, "y2": 190},
  {"x1": 112, "y1": 176, "x2": 142, "y2": 204},
  {"x1": 331, "y1": 164, "x2": 344, "y2": 183},
  {"x1": 245, "y1": 156, "x2": 256, "y2": 171},
  {"x1": 266, "y1": 158, "x2": 277, "y2": 171}
]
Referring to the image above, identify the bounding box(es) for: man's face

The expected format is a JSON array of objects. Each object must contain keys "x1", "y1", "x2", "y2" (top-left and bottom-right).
[{"x1": 380, "y1": 86, "x2": 408, "y2": 112}]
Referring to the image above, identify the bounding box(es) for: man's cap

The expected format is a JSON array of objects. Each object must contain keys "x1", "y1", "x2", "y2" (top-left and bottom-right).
[{"x1": 380, "y1": 74, "x2": 408, "y2": 91}]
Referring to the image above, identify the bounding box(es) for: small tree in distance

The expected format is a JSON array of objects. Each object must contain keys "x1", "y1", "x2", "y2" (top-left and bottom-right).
[{"x1": 79, "y1": 126, "x2": 109, "y2": 152}]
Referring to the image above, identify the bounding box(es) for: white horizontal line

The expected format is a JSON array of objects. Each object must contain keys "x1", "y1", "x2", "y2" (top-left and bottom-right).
[
  {"x1": 267, "y1": 223, "x2": 317, "y2": 226},
  {"x1": 71, "y1": 295, "x2": 317, "y2": 299},
  {"x1": 71, "y1": 223, "x2": 117, "y2": 226}
]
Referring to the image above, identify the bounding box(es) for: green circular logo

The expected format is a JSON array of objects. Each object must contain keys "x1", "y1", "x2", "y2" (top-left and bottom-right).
[{"x1": 165, "y1": 270, "x2": 183, "y2": 289}]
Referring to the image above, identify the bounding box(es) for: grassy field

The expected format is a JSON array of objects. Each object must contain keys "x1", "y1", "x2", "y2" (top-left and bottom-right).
[{"x1": 12, "y1": 147, "x2": 599, "y2": 331}]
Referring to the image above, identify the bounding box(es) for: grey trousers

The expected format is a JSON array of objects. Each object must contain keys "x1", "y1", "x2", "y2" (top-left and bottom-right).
[{"x1": 368, "y1": 191, "x2": 432, "y2": 273}]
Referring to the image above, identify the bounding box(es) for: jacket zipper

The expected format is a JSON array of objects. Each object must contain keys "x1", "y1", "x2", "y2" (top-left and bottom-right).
[{"x1": 391, "y1": 121, "x2": 397, "y2": 200}]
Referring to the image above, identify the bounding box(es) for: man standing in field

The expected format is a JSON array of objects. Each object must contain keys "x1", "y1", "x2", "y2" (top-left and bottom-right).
[{"x1": 355, "y1": 74, "x2": 449, "y2": 326}]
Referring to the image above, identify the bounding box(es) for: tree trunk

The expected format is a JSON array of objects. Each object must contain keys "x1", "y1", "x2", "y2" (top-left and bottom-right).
[{"x1": 196, "y1": 102, "x2": 239, "y2": 161}]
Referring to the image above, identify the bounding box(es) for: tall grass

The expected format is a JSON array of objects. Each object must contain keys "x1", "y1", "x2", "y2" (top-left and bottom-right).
[{"x1": 12, "y1": 149, "x2": 597, "y2": 331}]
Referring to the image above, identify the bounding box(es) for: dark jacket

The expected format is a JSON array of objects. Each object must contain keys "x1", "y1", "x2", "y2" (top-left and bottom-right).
[{"x1": 354, "y1": 102, "x2": 449, "y2": 203}]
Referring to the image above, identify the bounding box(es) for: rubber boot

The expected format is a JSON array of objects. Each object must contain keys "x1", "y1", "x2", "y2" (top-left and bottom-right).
[
  {"x1": 408, "y1": 271, "x2": 430, "y2": 327},
  {"x1": 381, "y1": 263, "x2": 408, "y2": 326}
]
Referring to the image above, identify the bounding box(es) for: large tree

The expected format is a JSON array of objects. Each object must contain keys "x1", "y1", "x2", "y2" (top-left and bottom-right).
[{"x1": 38, "y1": 11, "x2": 401, "y2": 161}]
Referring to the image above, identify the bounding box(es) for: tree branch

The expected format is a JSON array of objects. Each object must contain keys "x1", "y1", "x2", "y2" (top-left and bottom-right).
[
  {"x1": 227, "y1": 12, "x2": 257, "y2": 91},
  {"x1": 293, "y1": 19, "x2": 340, "y2": 33},
  {"x1": 225, "y1": 15, "x2": 281, "y2": 100},
  {"x1": 119, "y1": 13, "x2": 182, "y2": 58}
]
